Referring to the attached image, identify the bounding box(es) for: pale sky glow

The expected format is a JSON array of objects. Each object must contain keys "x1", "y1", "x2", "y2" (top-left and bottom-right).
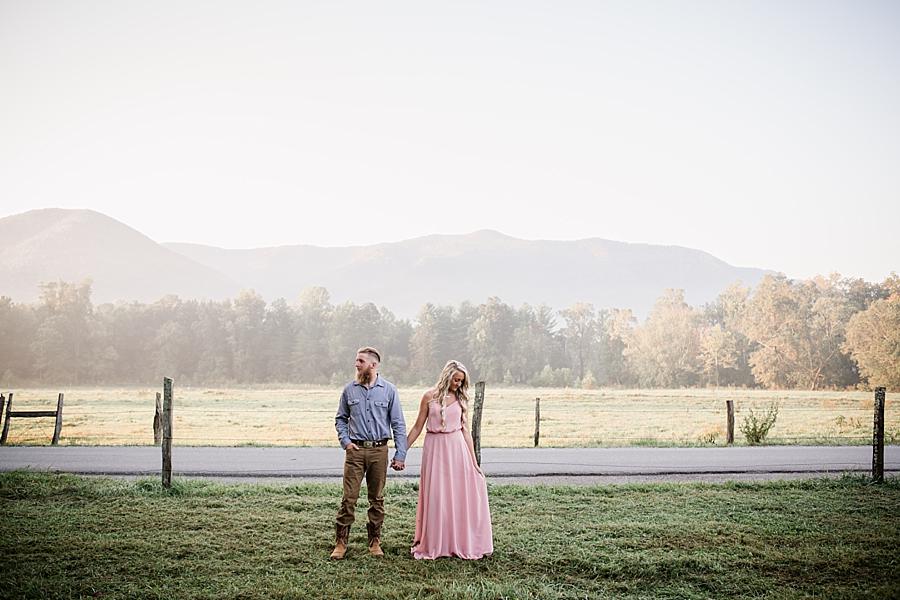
[{"x1": 1, "y1": 1, "x2": 898, "y2": 281}]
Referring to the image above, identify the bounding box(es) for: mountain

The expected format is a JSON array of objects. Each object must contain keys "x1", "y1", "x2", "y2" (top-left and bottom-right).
[
  {"x1": 0, "y1": 209, "x2": 241, "y2": 303},
  {"x1": 164, "y1": 230, "x2": 770, "y2": 318},
  {"x1": 1, "y1": 209, "x2": 771, "y2": 316}
]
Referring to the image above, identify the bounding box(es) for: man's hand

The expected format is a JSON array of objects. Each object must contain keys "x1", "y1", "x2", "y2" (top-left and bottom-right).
[
  {"x1": 391, "y1": 459, "x2": 405, "y2": 471},
  {"x1": 346, "y1": 442, "x2": 360, "y2": 451}
]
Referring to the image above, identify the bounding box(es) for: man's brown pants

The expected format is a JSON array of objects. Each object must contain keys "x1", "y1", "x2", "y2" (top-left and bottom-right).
[{"x1": 335, "y1": 446, "x2": 388, "y2": 529}]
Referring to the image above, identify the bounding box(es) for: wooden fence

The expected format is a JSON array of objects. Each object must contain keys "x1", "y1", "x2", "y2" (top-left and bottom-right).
[
  {"x1": 0, "y1": 392, "x2": 65, "y2": 445},
  {"x1": 0, "y1": 382, "x2": 889, "y2": 484}
]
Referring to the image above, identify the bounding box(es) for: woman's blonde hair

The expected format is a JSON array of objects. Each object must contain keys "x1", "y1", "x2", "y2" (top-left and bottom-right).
[{"x1": 431, "y1": 360, "x2": 470, "y2": 430}]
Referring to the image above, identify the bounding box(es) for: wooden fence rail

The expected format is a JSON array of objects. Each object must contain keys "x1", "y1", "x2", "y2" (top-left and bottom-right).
[{"x1": 0, "y1": 392, "x2": 65, "y2": 445}]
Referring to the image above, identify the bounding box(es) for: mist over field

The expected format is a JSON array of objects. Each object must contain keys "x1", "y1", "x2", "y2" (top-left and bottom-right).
[{"x1": 1, "y1": 266, "x2": 897, "y2": 392}]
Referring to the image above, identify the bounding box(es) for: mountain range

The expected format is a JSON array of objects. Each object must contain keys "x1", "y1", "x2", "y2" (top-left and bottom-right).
[{"x1": 0, "y1": 208, "x2": 771, "y2": 318}]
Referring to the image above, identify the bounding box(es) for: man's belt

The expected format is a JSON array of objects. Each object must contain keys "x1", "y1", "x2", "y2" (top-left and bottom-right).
[{"x1": 351, "y1": 439, "x2": 388, "y2": 448}]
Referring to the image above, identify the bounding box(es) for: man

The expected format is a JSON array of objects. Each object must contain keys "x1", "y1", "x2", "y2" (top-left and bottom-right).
[{"x1": 331, "y1": 346, "x2": 408, "y2": 559}]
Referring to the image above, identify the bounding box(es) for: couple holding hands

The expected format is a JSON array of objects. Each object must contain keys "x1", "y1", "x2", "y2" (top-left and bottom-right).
[{"x1": 331, "y1": 347, "x2": 493, "y2": 560}]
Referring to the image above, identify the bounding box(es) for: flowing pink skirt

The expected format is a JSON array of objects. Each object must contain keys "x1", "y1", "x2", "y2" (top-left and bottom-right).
[{"x1": 411, "y1": 429, "x2": 493, "y2": 560}]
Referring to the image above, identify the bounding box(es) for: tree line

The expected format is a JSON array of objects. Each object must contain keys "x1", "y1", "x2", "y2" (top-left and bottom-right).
[{"x1": 0, "y1": 273, "x2": 897, "y2": 390}]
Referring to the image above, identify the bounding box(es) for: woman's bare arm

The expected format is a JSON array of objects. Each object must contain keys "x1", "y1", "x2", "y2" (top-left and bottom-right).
[{"x1": 405, "y1": 391, "x2": 431, "y2": 447}]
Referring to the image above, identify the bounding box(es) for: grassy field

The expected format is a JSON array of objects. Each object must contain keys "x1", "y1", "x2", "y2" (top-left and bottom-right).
[
  {"x1": 1, "y1": 472, "x2": 898, "y2": 599},
  {"x1": 2, "y1": 386, "x2": 896, "y2": 447}
]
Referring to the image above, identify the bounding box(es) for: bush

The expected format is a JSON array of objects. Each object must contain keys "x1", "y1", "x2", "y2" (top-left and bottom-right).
[
  {"x1": 529, "y1": 365, "x2": 574, "y2": 387},
  {"x1": 697, "y1": 426, "x2": 723, "y2": 445},
  {"x1": 581, "y1": 371, "x2": 597, "y2": 389},
  {"x1": 740, "y1": 402, "x2": 779, "y2": 445}
]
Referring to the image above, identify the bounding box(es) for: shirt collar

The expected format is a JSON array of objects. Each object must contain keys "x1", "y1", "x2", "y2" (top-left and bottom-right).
[{"x1": 353, "y1": 374, "x2": 384, "y2": 388}]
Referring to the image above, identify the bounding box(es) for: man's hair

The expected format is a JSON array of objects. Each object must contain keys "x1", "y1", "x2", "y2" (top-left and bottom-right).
[{"x1": 356, "y1": 346, "x2": 381, "y2": 364}]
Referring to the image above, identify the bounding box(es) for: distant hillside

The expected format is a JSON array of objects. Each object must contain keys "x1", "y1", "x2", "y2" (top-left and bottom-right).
[
  {"x1": 0, "y1": 209, "x2": 241, "y2": 303},
  {"x1": 164, "y1": 231, "x2": 770, "y2": 318},
  {"x1": 1, "y1": 209, "x2": 771, "y2": 316}
]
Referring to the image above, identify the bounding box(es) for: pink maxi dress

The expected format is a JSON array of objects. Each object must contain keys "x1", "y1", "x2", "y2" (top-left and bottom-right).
[{"x1": 411, "y1": 398, "x2": 493, "y2": 560}]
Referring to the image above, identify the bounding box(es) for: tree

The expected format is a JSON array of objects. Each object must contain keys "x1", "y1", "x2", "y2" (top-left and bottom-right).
[
  {"x1": 327, "y1": 301, "x2": 384, "y2": 381},
  {"x1": 191, "y1": 300, "x2": 234, "y2": 383},
  {"x1": 0, "y1": 297, "x2": 38, "y2": 384},
  {"x1": 30, "y1": 280, "x2": 96, "y2": 383},
  {"x1": 740, "y1": 275, "x2": 855, "y2": 390},
  {"x1": 448, "y1": 301, "x2": 479, "y2": 379},
  {"x1": 292, "y1": 287, "x2": 333, "y2": 383},
  {"x1": 625, "y1": 289, "x2": 702, "y2": 387},
  {"x1": 560, "y1": 303, "x2": 598, "y2": 383},
  {"x1": 264, "y1": 298, "x2": 296, "y2": 382},
  {"x1": 510, "y1": 304, "x2": 562, "y2": 385},
  {"x1": 602, "y1": 308, "x2": 636, "y2": 386},
  {"x1": 231, "y1": 290, "x2": 269, "y2": 383},
  {"x1": 699, "y1": 324, "x2": 738, "y2": 388},
  {"x1": 146, "y1": 296, "x2": 202, "y2": 383},
  {"x1": 844, "y1": 276, "x2": 900, "y2": 390},
  {"x1": 837, "y1": 275, "x2": 892, "y2": 312},
  {"x1": 409, "y1": 304, "x2": 455, "y2": 383},
  {"x1": 468, "y1": 297, "x2": 517, "y2": 384},
  {"x1": 377, "y1": 307, "x2": 412, "y2": 382},
  {"x1": 702, "y1": 283, "x2": 755, "y2": 387}
]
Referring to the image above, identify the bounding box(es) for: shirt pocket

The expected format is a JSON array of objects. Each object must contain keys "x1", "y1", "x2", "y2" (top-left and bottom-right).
[
  {"x1": 373, "y1": 399, "x2": 389, "y2": 415},
  {"x1": 347, "y1": 398, "x2": 362, "y2": 414}
]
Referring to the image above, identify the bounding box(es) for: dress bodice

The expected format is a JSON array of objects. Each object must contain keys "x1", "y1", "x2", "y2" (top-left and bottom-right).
[{"x1": 426, "y1": 396, "x2": 463, "y2": 433}]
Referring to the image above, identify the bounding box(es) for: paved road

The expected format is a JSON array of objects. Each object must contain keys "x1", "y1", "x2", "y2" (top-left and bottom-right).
[{"x1": 1, "y1": 446, "x2": 896, "y2": 484}]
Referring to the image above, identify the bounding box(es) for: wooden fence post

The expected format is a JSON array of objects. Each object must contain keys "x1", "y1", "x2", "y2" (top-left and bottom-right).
[
  {"x1": 153, "y1": 392, "x2": 163, "y2": 446},
  {"x1": 0, "y1": 392, "x2": 13, "y2": 445},
  {"x1": 51, "y1": 393, "x2": 64, "y2": 445},
  {"x1": 534, "y1": 397, "x2": 541, "y2": 447},
  {"x1": 726, "y1": 400, "x2": 735, "y2": 445},
  {"x1": 471, "y1": 381, "x2": 485, "y2": 467},
  {"x1": 162, "y1": 377, "x2": 174, "y2": 489},
  {"x1": 0, "y1": 394, "x2": 5, "y2": 433},
  {"x1": 873, "y1": 387, "x2": 886, "y2": 483}
]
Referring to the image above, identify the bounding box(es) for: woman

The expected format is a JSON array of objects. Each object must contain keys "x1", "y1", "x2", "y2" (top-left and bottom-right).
[{"x1": 406, "y1": 360, "x2": 493, "y2": 559}]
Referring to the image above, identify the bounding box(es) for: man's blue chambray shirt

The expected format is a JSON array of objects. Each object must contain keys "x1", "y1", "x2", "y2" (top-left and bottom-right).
[{"x1": 335, "y1": 375, "x2": 408, "y2": 461}]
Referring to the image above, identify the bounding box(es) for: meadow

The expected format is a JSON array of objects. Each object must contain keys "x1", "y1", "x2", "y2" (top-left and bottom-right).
[
  {"x1": 1, "y1": 472, "x2": 898, "y2": 599},
  {"x1": 1, "y1": 386, "x2": 895, "y2": 447}
]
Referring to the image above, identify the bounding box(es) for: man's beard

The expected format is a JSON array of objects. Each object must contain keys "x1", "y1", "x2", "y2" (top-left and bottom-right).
[{"x1": 356, "y1": 367, "x2": 375, "y2": 385}]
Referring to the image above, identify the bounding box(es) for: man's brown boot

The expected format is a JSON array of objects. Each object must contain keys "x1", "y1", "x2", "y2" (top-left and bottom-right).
[
  {"x1": 330, "y1": 525, "x2": 350, "y2": 560},
  {"x1": 366, "y1": 522, "x2": 384, "y2": 557}
]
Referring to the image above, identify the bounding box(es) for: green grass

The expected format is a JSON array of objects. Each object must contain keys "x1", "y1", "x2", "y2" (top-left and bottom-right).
[{"x1": 2, "y1": 473, "x2": 899, "y2": 599}]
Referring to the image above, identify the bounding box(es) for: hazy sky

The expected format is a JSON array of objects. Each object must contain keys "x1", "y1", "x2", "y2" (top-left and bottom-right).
[{"x1": 1, "y1": 1, "x2": 898, "y2": 282}]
